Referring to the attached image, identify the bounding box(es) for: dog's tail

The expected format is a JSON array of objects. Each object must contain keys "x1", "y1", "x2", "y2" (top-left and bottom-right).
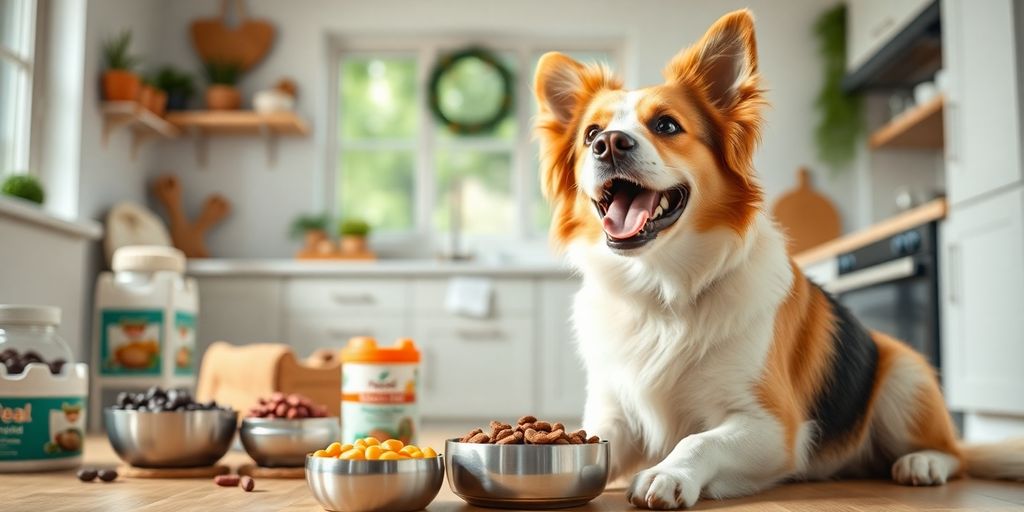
[{"x1": 961, "y1": 439, "x2": 1024, "y2": 480}]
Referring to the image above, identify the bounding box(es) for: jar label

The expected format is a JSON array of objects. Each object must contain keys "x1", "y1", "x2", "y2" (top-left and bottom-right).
[
  {"x1": 100, "y1": 309, "x2": 163, "y2": 376},
  {"x1": 0, "y1": 396, "x2": 85, "y2": 461},
  {"x1": 341, "y1": 363, "x2": 418, "y2": 444},
  {"x1": 173, "y1": 311, "x2": 196, "y2": 377}
]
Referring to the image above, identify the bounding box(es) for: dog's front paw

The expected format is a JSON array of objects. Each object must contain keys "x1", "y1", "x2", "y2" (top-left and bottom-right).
[{"x1": 626, "y1": 466, "x2": 701, "y2": 510}]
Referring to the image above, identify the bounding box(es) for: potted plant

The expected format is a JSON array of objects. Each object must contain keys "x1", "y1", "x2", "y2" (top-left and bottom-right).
[
  {"x1": 138, "y1": 77, "x2": 158, "y2": 114},
  {"x1": 290, "y1": 213, "x2": 331, "y2": 256},
  {"x1": 1, "y1": 174, "x2": 45, "y2": 205},
  {"x1": 338, "y1": 218, "x2": 371, "y2": 255},
  {"x1": 204, "y1": 60, "x2": 242, "y2": 110},
  {"x1": 154, "y1": 66, "x2": 196, "y2": 111},
  {"x1": 102, "y1": 30, "x2": 141, "y2": 101}
]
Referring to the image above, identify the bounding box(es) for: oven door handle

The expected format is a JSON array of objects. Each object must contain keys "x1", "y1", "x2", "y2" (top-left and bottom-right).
[{"x1": 823, "y1": 256, "x2": 919, "y2": 295}]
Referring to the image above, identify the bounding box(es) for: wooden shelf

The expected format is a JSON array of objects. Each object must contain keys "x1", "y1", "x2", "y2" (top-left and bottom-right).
[
  {"x1": 165, "y1": 110, "x2": 309, "y2": 136},
  {"x1": 869, "y1": 95, "x2": 945, "y2": 150},
  {"x1": 101, "y1": 102, "x2": 181, "y2": 159}
]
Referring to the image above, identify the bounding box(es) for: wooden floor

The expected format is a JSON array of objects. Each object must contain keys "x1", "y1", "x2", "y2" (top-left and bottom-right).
[{"x1": 2, "y1": 431, "x2": 1023, "y2": 511}]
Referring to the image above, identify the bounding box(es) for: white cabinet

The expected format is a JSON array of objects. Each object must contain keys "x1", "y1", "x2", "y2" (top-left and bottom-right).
[
  {"x1": 195, "y1": 277, "x2": 283, "y2": 353},
  {"x1": 941, "y1": 187, "x2": 1024, "y2": 414},
  {"x1": 538, "y1": 279, "x2": 586, "y2": 418},
  {"x1": 942, "y1": 0, "x2": 1023, "y2": 205},
  {"x1": 847, "y1": 0, "x2": 933, "y2": 72}
]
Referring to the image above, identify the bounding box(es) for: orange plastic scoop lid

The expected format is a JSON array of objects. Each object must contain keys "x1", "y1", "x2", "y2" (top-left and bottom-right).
[{"x1": 340, "y1": 337, "x2": 420, "y2": 363}]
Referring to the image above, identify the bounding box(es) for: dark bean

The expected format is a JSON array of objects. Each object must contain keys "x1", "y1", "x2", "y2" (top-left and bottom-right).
[
  {"x1": 240, "y1": 476, "x2": 255, "y2": 492},
  {"x1": 77, "y1": 468, "x2": 98, "y2": 482},
  {"x1": 22, "y1": 350, "x2": 42, "y2": 363},
  {"x1": 98, "y1": 469, "x2": 118, "y2": 482},
  {"x1": 214, "y1": 474, "x2": 239, "y2": 487}
]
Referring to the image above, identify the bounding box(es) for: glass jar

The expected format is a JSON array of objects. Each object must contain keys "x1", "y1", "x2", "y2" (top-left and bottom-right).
[{"x1": 0, "y1": 304, "x2": 87, "y2": 472}]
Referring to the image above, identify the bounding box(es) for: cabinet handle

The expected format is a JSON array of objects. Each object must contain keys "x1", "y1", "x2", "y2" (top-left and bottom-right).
[
  {"x1": 947, "y1": 244, "x2": 961, "y2": 305},
  {"x1": 326, "y1": 328, "x2": 372, "y2": 340},
  {"x1": 423, "y1": 347, "x2": 435, "y2": 392},
  {"x1": 945, "y1": 101, "x2": 960, "y2": 164},
  {"x1": 456, "y1": 328, "x2": 504, "y2": 341},
  {"x1": 330, "y1": 292, "x2": 376, "y2": 305}
]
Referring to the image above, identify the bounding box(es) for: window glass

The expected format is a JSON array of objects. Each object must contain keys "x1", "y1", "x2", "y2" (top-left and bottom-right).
[
  {"x1": 338, "y1": 150, "x2": 416, "y2": 231},
  {"x1": 0, "y1": 0, "x2": 34, "y2": 175},
  {"x1": 433, "y1": 149, "x2": 514, "y2": 234},
  {"x1": 339, "y1": 56, "x2": 418, "y2": 140}
]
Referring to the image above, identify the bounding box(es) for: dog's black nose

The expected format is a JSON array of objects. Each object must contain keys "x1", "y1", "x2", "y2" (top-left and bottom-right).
[{"x1": 592, "y1": 130, "x2": 636, "y2": 163}]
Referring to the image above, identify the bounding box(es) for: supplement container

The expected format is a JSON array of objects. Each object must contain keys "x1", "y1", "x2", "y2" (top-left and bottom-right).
[
  {"x1": 91, "y1": 246, "x2": 198, "y2": 430},
  {"x1": 340, "y1": 337, "x2": 420, "y2": 445},
  {"x1": 0, "y1": 305, "x2": 88, "y2": 472}
]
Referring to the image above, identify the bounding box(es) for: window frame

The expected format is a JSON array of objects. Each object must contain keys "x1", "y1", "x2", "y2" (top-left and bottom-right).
[
  {"x1": 326, "y1": 35, "x2": 623, "y2": 250},
  {"x1": 0, "y1": 0, "x2": 38, "y2": 177}
]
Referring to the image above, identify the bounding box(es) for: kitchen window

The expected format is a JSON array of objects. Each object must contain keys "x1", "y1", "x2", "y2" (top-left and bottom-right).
[
  {"x1": 331, "y1": 39, "x2": 619, "y2": 244},
  {"x1": 0, "y1": 0, "x2": 36, "y2": 176}
]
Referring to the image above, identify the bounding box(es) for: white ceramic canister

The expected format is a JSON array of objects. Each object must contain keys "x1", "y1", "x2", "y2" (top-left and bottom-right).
[
  {"x1": 91, "y1": 246, "x2": 197, "y2": 430},
  {"x1": 0, "y1": 305, "x2": 88, "y2": 472}
]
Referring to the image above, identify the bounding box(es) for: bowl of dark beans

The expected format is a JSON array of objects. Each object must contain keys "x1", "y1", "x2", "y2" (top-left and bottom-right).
[
  {"x1": 239, "y1": 393, "x2": 338, "y2": 467},
  {"x1": 105, "y1": 386, "x2": 237, "y2": 468},
  {"x1": 0, "y1": 348, "x2": 66, "y2": 375}
]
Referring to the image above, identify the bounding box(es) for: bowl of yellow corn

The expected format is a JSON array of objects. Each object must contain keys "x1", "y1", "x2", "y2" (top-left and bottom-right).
[{"x1": 305, "y1": 438, "x2": 443, "y2": 512}]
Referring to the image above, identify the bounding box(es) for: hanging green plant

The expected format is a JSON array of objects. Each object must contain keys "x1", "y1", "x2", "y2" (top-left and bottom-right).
[
  {"x1": 428, "y1": 47, "x2": 514, "y2": 135},
  {"x1": 813, "y1": 5, "x2": 863, "y2": 172}
]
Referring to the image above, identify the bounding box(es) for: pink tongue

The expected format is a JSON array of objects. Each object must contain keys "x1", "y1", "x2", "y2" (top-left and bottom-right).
[{"x1": 603, "y1": 188, "x2": 660, "y2": 239}]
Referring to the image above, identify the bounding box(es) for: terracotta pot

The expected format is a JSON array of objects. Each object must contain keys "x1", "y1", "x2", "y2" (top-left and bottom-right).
[
  {"x1": 340, "y1": 235, "x2": 368, "y2": 254},
  {"x1": 150, "y1": 89, "x2": 168, "y2": 117},
  {"x1": 303, "y1": 229, "x2": 327, "y2": 252},
  {"x1": 138, "y1": 85, "x2": 156, "y2": 112},
  {"x1": 103, "y1": 70, "x2": 141, "y2": 101},
  {"x1": 206, "y1": 85, "x2": 241, "y2": 110}
]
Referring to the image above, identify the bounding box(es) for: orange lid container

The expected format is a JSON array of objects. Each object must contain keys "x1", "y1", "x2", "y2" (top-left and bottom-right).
[{"x1": 340, "y1": 337, "x2": 420, "y2": 363}]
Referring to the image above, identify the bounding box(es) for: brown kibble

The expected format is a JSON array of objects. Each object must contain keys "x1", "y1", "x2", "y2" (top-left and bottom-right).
[
  {"x1": 554, "y1": 438, "x2": 570, "y2": 444},
  {"x1": 525, "y1": 428, "x2": 563, "y2": 445},
  {"x1": 214, "y1": 474, "x2": 240, "y2": 487},
  {"x1": 553, "y1": 422, "x2": 565, "y2": 432},
  {"x1": 240, "y1": 476, "x2": 255, "y2": 492},
  {"x1": 587, "y1": 435, "x2": 600, "y2": 444},
  {"x1": 468, "y1": 432, "x2": 491, "y2": 444},
  {"x1": 494, "y1": 428, "x2": 514, "y2": 441},
  {"x1": 517, "y1": 415, "x2": 537, "y2": 425},
  {"x1": 571, "y1": 429, "x2": 587, "y2": 440},
  {"x1": 460, "y1": 428, "x2": 483, "y2": 443},
  {"x1": 532, "y1": 421, "x2": 552, "y2": 432}
]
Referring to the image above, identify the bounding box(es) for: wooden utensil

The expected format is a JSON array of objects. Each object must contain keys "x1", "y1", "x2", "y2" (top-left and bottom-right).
[
  {"x1": 771, "y1": 167, "x2": 841, "y2": 254},
  {"x1": 152, "y1": 175, "x2": 231, "y2": 258},
  {"x1": 190, "y1": 0, "x2": 275, "y2": 72}
]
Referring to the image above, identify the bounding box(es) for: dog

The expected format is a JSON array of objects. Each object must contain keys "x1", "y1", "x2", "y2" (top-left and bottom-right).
[{"x1": 533, "y1": 8, "x2": 1024, "y2": 510}]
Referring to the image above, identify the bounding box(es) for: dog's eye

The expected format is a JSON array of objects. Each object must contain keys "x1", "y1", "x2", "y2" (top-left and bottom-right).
[
  {"x1": 653, "y1": 116, "x2": 683, "y2": 135},
  {"x1": 583, "y1": 125, "x2": 601, "y2": 145}
]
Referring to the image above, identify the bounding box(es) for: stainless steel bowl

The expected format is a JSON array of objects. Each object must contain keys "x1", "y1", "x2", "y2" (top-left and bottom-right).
[
  {"x1": 445, "y1": 439, "x2": 610, "y2": 509},
  {"x1": 305, "y1": 454, "x2": 444, "y2": 512},
  {"x1": 104, "y1": 408, "x2": 238, "y2": 468},
  {"x1": 239, "y1": 416, "x2": 339, "y2": 467}
]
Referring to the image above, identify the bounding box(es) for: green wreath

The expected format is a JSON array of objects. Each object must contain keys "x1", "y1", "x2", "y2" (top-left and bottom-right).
[{"x1": 428, "y1": 47, "x2": 514, "y2": 135}]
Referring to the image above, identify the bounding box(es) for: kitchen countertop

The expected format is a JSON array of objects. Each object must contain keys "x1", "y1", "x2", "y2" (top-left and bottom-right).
[
  {"x1": 186, "y1": 258, "x2": 575, "y2": 278},
  {"x1": 4, "y1": 425, "x2": 1024, "y2": 511}
]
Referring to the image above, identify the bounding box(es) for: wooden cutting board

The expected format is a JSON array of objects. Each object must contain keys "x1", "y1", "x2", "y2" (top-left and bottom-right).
[
  {"x1": 190, "y1": 0, "x2": 275, "y2": 71},
  {"x1": 771, "y1": 167, "x2": 841, "y2": 254}
]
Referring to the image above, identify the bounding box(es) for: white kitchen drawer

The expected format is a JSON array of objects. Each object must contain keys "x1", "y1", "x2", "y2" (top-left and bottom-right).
[
  {"x1": 415, "y1": 316, "x2": 535, "y2": 418},
  {"x1": 411, "y1": 278, "x2": 534, "y2": 316},
  {"x1": 538, "y1": 279, "x2": 586, "y2": 418},
  {"x1": 285, "y1": 316, "x2": 410, "y2": 357},
  {"x1": 285, "y1": 278, "x2": 410, "y2": 314}
]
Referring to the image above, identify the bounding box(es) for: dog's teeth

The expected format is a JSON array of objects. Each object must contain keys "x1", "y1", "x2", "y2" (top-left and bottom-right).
[
  {"x1": 654, "y1": 206, "x2": 663, "y2": 219},
  {"x1": 660, "y1": 196, "x2": 669, "y2": 210}
]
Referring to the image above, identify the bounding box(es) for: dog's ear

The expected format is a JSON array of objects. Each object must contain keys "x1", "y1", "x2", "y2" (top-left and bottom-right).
[
  {"x1": 665, "y1": 9, "x2": 759, "y2": 109},
  {"x1": 534, "y1": 52, "x2": 589, "y2": 125}
]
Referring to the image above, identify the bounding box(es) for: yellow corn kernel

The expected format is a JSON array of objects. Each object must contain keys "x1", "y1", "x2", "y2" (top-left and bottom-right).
[
  {"x1": 325, "y1": 442, "x2": 343, "y2": 457},
  {"x1": 313, "y1": 449, "x2": 330, "y2": 458},
  {"x1": 353, "y1": 439, "x2": 368, "y2": 450},
  {"x1": 378, "y1": 451, "x2": 402, "y2": 460},
  {"x1": 381, "y1": 439, "x2": 404, "y2": 452},
  {"x1": 422, "y1": 447, "x2": 438, "y2": 458},
  {"x1": 365, "y1": 445, "x2": 384, "y2": 460},
  {"x1": 338, "y1": 443, "x2": 354, "y2": 454},
  {"x1": 399, "y1": 445, "x2": 420, "y2": 455},
  {"x1": 363, "y1": 437, "x2": 381, "y2": 446},
  {"x1": 340, "y1": 448, "x2": 366, "y2": 460}
]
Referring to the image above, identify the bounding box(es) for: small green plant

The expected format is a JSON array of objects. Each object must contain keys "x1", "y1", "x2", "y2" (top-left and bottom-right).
[
  {"x1": 813, "y1": 5, "x2": 863, "y2": 172},
  {"x1": 2, "y1": 174, "x2": 45, "y2": 204},
  {"x1": 154, "y1": 66, "x2": 195, "y2": 96},
  {"x1": 338, "y1": 218, "x2": 371, "y2": 238},
  {"x1": 103, "y1": 30, "x2": 139, "y2": 71},
  {"x1": 289, "y1": 213, "x2": 330, "y2": 239},
  {"x1": 204, "y1": 60, "x2": 242, "y2": 86}
]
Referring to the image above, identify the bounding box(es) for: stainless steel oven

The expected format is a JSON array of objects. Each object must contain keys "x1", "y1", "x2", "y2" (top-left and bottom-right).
[{"x1": 808, "y1": 222, "x2": 941, "y2": 371}]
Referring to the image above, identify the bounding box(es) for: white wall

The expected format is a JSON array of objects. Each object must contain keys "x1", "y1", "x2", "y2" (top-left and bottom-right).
[{"x1": 113, "y1": 0, "x2": 856, "y2": 258}]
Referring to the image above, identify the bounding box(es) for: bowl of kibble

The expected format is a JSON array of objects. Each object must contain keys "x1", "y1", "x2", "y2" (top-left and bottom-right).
[
  {"x1": 446, "y1": 416, "x2": 609, "y2": 509},
  {"x1": 104, "y1": 386, "x2": 237, "y2": 468},
  {"x1": 239, "y1": 392, "x2": 338, "y2": 467},
  {"x1": 306, "y1": 437, "x2": 444, "y2": 512}
]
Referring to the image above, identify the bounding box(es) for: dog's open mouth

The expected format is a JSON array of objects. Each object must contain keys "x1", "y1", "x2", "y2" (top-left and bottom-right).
[{"x1": 593, "y1": 178, "x2": 690, "y2": 251}]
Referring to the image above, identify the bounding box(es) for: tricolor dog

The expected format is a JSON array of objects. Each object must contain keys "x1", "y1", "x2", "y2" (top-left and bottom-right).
[{"x1": 533, "y1": 8, "x2": 1024, "y2": 510}]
